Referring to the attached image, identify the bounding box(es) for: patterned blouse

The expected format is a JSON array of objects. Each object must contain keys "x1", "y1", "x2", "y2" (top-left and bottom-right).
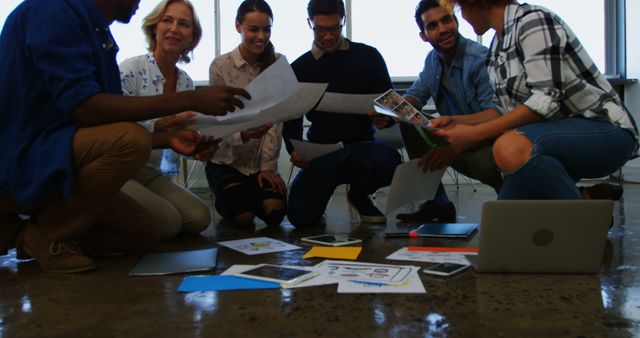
[
  {"x1": 208, "y1": 46, "x2": 283, "y2": 175},
  {"x1": 119, "y1": 53, "x2": 194, "y2": 174},
  {"x1": 488, "y1": 2, "x2": 637, "y2": 136}
]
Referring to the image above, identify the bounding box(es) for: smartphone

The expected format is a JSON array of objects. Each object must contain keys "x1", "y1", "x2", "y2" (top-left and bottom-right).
[
  {"x1": 422, "y1": 263, "x2": 470, "y2": 276},
  {"x1": 234, "y1": 264, "x2": 319, "y2": 286},
  {"x1": 300, "y1": 234, "x2": 362, "y2": 246}
]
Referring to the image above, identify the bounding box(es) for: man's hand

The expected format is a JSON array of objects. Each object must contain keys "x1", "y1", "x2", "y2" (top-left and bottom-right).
[
  {"x1": 155, "y1": 111, "x2": 196, "y2": 132},
  {"x1": 368, "y1": 111, "x2": 396, "y2": 129},
  {"x1": 257, "y1": 170, "x2": 286, "y2": 195},
  {"x1": 290, "y1": 150, "x2": 309, "y2": 169},
  {"x1": 192, "y1": 86, "x2": 251, "y2": 116},
  {"x1": 429, "y1": 115, "x2": 457, "y2": 129},
  {"x1": 417, "y1": 146, "x2": 458, "y2": 172},
  {"x1": 241, "y1": 124, "x2": 273, "y2": 143},
  {"x1": 168, "y1": 130, "x2": 220, "y2": 160}
]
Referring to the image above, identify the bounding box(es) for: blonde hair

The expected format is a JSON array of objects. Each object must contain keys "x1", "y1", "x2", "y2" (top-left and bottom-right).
[{"x1": 142, "y1": 0, "x2": 202, "y2": 63}]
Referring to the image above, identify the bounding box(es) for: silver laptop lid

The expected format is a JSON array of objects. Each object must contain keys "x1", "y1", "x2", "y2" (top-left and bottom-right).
[{"x1": 473, "y1": 200, "x2": 614, "y2": 274}]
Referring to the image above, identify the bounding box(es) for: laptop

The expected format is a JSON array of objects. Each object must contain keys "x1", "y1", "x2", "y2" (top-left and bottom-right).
[
  {"x1": 472, "y1": 200, "x2": 614, "y2": 274},
  {"x1": 129, "y1": 248, "x2": 218, "y2": 276}
]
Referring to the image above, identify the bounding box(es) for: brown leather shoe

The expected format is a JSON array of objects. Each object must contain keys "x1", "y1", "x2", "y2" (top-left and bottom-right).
[
  {"x1": 20, "y1": 222, "x2": 96, "y2": 273},
  {"x1": 396, "y1": 201, "x2": 456, "y2": 223},
  {"x1": 0, "y1": 215, "x2": 26, "y2": 256}
]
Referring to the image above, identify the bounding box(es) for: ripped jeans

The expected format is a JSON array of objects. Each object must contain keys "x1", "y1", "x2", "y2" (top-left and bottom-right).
[{"x1": 498, "y1": 118, "x2": 637, "y2": 200}]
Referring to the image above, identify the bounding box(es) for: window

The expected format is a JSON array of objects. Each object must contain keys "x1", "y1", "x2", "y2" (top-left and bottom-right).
[
  {"x1": 0, "y1": 0, "x2": 23, "y2": 31},
  {"x1": 218, "y1": 0, "x2": 310, "y2": 67},
  {"x1": 351, "y1": 0, "x2": 477, "y2": 79},
  {"x1": 0, "y1": 0, "x2": 614, "y2": 80}
]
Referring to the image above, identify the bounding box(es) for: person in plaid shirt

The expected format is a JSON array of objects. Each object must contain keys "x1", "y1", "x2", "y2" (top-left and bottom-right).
[{"x1": 434, "y1": 0, "x2": 638, "y2": 200}]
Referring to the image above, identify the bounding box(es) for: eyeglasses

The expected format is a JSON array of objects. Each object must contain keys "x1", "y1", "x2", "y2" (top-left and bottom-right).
[{"x1": 308, "y1": 18, "x2": 345, "y2": 36}]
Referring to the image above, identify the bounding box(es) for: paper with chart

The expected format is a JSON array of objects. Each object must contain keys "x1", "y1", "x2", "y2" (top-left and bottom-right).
[
  {"x1": 290, "y1": 139, "x2": 343, "y2": 161},
  {"x1": 337, "y1": 268, "x2": 425, "y2": 294},
  {"x1": 386, "y1": 247, "x2": 472, "y2": 265},
  {"x1": 316, "y1": 92, "x2": 381, "y2": 115},
  {"x1": 218, "y1": 237, "x2": 302, "y2": 255},
  {"x1": 385, "y1": 159, "x2": 445, "y2": 214},
  {"x1": 374, "y1": 89, "x2": 435, "y2": 130},
  {"x1": 193, "y1": 82, "x2": 328, "y2": 139},
  {"x1": 314, "y1": 260, "x2": 414, "y2": 284}
]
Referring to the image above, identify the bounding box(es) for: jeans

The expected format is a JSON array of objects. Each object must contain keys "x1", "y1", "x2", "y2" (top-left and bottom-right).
[
  {"x1": 287, "y1": 141, "x2": 401, "y2": 227},
  {"x1": 499, "y1": 118, "x2": 637, "y2": 199}
]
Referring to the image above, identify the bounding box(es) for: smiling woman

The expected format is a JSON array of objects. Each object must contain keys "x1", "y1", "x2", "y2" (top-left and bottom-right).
[{"x1": 118, "y1": 0, "x2": 213, "y2": 241}]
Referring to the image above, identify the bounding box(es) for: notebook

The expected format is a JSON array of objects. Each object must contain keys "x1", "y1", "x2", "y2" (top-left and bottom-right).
[
  {"x1": 472, "y1": 200, "x2": 613, "y2": 274},
  {"x1": 129, "y1": 248, "x2": 218, "y2": 276},
  {"x1": 385, "y1": 223, "x2": 478, "y2": 238}
]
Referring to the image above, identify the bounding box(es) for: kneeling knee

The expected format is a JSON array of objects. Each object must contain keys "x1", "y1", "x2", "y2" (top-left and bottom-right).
[{"x1": 493, "y1": 131, "x2": 533, "y2": 173}]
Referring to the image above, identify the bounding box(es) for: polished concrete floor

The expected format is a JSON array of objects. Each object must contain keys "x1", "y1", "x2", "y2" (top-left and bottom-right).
[{"x1": 1, "y1": 180, "x2": 640, "y2": 338}]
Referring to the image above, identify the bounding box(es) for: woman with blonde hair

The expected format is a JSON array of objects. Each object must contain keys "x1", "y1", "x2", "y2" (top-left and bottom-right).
[{"x1": 119, "y1": 0, "x2": 214, "y2": 239}]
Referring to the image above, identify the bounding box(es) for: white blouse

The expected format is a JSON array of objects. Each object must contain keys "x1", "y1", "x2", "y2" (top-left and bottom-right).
[
  {"x1": 119, "y1": 53, "x2": 194, "y2": 173},
  {"x1": 208, "y1": 47, "x2": 283, "y2": 175}
]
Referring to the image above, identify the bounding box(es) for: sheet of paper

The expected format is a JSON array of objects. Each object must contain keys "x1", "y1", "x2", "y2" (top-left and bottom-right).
[
  {"x1": 193, "y1": 82, "x2": 327, "y2": 139},
  {"x1": 218, "y1": 237, "x2": 302, "y2": 255},
  {"x1": 177, "y1": 275, "x2": 280, "y2": 292},
  {"x1": 215, "y1": 56, "x2": 299, "y2": 123},
  {"x1": 314, "y1": 260, "x2": 416, "y2": 285},
  {"x1": 316, "y1": 92, "x2": 380, "y2": 115},
  {"x1": 386, "y1": 247, "x2": 472, "y2": 265},
  {"x1": 220, "y1": 264, "x2": 337, "y2": 289},
  {"x1": 373, "y1": 89, "x2": 436, "y2": 131},
  {"x1": 337, "y1": 268, "x2": 426, "y2": 294},
  {"x1": 385, "y1": 159, "x2": 445, "y2": 214},
  {"x1": 290, "y1": 139, "x2": 343, "y2": 162},
  {"x1": 303, "y1": 246, "x2": 362, "y2": 260}
]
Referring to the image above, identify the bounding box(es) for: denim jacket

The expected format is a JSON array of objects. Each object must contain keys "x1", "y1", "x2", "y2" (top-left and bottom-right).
[{"x1": 404, "y1": 36, "x2": 496, "y2": 116}]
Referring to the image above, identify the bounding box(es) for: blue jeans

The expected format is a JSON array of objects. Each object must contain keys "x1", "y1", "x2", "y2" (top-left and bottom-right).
[
  {"x1": 287, "y1": 141, "x2": 402, "y2": 227},
  {"x1": 499, "y1": 118, "x2": 637, "y2": 199}
]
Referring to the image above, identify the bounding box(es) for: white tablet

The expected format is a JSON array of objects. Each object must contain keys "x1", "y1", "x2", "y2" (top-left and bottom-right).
[
  {"x1": 234, "y1": 264, "x2": 319, "y2": 286},
  {"x1": 300, "y1": 234, "x2": 362, "y2": 246}
]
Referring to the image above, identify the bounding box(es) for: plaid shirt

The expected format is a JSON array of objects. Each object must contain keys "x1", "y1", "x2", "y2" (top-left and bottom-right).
[{"x1": 488, "y1": 2, "x2": 637, "y2": 136}]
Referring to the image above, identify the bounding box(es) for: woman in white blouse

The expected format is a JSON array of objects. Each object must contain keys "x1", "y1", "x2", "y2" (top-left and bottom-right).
[
  {"x1": 206, "y1": 0, "x2": 287, "y2": 228},
  {"x1": 119, "y1": 0, "x2": 214, "y2": 239}
]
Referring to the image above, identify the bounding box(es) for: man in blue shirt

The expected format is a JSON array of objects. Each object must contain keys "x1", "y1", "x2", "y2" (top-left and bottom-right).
[
  {"x1": 283, "y1": 0, "x2": 402, "y2": 226},
  {"x1": 373, "y1": 0, "x2": 502, "y2": 223},
  {"x1": 0, "y1": 0, "x2": 248, "y2": 273}
]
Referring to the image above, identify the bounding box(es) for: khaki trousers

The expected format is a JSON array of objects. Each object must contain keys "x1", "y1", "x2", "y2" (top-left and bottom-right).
[
  {"x1": 1, "y1": 122, "x2": 161, "y2": 254},
  {"x1": 399, "y1": 123, "x2": 503, "y2": 192}
]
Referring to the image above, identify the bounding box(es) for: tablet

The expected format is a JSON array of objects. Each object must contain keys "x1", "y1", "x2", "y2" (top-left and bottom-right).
[
  {"x1": 234, "y1": 264, "x2": 319, "y2": 286},
  {"x1": 300, "y1": 234, "x2": 362, "y2": 246}
]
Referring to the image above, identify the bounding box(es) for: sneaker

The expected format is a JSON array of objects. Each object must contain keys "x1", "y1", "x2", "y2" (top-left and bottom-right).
[
  {"x1": 347, "y1": 190, "x2": 387, "y2": 224},
  {"x1": 396, "y1": 201, "x2": 456, "y2": 223},
  {"x1": 580, "y1": 183, "x2": 623, "y2": 201},
  {"x1": 20, "y1": 222, "x2": 96, "y2": 273}
]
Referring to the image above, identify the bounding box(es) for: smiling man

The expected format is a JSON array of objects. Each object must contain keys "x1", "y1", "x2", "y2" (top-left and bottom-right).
[
  {"x1": 373, "y1": 0, "x2": 502, "y2": 223},
  {"x1": 282, "y1": 0, "x2": 401, "y2": 227},
  {"x1": 0, "y1": 0, "x2": 248, "y2": 273}
]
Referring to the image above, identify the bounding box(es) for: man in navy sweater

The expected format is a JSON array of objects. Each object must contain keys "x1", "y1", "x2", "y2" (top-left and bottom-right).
[{"x1": 283, "y1": 0, "x2": 401, "y2": 227}]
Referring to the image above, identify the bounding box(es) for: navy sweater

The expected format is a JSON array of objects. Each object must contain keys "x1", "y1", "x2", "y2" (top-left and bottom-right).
[{"x1": 283, "y1": 40, "x2": 392, "y2": 153}]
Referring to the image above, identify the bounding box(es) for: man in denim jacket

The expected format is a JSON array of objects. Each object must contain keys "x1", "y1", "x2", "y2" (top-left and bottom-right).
[{"x1": 373, "y1": 0, "x2": 501, "y2": 223}]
